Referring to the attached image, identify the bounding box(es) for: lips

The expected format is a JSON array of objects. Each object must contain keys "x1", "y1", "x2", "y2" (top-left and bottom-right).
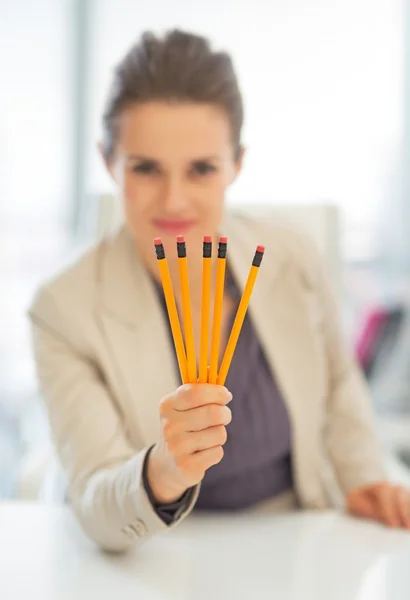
[{"x1": 152, "y1": 219, "x2": 197, "y2": 235}]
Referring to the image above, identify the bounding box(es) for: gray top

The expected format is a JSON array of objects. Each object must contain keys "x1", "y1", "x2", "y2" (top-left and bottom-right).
[{"x1": 146, "y1": 266, "x2": 293, "y2": 521}]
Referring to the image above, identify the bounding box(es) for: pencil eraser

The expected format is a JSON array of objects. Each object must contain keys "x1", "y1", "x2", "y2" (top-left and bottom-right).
[
  {"x1": 219, "y1": 236, "x2": 228, "y2": 244},
  {"x1": 256, "y1": 245, "x2": 265, "y2": 253},
  {"x1": 154, "y1": 237, "x2": 163, "y2": 246},
  {"x1": 176, "y1": 235, "x2": 185, "y2": 243},
  {"x1": 203, "y1": 235, "x2": 212, "y2": 243}
]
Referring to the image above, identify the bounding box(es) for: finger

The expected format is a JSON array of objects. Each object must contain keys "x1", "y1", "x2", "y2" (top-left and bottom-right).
[
  {"x1": 173, "y1": 384, "x2": 232, "y2": 411},
  {"x1": 169, "y1": 425, "x2": 227, "y2": 458},
  {"x1": 160, "y1": 385, "x2": 230, "y2": 420},
  {"x1": 376, "y1": 485, "x2": 400, "y2": 528},
  {"x1": 161, "y1": 403, "x2": 231, "y2": 433},
  {"x1": 190, "y1": 445, "x2": 224, "y2": 471},
  {"x1": 395, "y1": 487, "x2": 410, "y2": 529},
  {"x1": 347, "y1": 490, "x2": 378, "y2": 521},
  {"x1": 180, "y1": 403, "x2": 232, "y2": 432},
  {"x1": 174, "y1": 446, "x2": 224, "y2": 487}
]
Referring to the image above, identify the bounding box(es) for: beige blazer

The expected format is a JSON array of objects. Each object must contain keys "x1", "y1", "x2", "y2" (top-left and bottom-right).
[{"x1": 28, "y1": 210, "x2": 385, "y2": 552}]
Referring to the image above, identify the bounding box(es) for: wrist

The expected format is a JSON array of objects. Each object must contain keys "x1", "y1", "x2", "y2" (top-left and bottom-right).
[{"x1": 147, "y1": 446, "x2": 188, "y2": 504}]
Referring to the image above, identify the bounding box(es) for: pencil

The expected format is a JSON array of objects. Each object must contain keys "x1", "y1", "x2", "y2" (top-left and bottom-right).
[
  {"x1": 199, "y1": 236, "x2": 212, "y2": 383},
  {"x1": 217, "y1": 245, "x2": 264, "y2": 386},
  {"x1": 208, "y1": 236, "x2": 228, "y2": 384},
  {"x1": 176, "y1": 235, "x2": 197, "y2": 383},
  {"x1": 154, "y1": 238, "x2": 188, "y2": 384}
]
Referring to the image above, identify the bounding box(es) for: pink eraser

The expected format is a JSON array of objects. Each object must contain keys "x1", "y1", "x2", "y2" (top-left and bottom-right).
[
  {"x1": 256, "y1": 245, "x2": 265, "y2": 253},
  {"x1": 176, "y1": 235, "x2": 185, "y2": 243},
  {"x1": 219, "y1": 236, "x2": 228, "y2": 243},
  {"x1": 204, "y1": 235, "x2": 212, "y2": 243},
  {"x1": 154, "y1": 237, "x2": 163, "y2": 246}
]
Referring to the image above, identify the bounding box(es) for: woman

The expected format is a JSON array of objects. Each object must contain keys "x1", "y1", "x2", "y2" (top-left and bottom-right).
[{"x1": 29, "y1": 29, "x2": 410, "y2": 552}]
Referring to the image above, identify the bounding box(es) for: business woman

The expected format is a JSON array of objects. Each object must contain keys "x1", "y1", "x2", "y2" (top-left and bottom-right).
[{"x1": 29, "y1": 29, "x2": 410, "y2": 552}]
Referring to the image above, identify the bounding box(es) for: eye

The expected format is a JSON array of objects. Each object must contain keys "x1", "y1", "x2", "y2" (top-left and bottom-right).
[
  {"x1": 190, "y1": 161, "x2": 217, "y2": 177},
  {"x1": 132, "y1": 161, "x2": 160, "y2": 175}
]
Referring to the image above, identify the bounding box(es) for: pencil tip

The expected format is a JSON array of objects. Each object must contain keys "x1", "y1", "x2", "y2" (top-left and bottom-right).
[
  {"x1": 176, "y1": 235, "x2": 185, "y2": 243},
  {"x1": 154, "y1": 237, "x2": 163, "y2": 246},
  {"x1": 203, "y1": 235, "x2": 212, "y2": 243},
  {"x1": 256, "y1": 245, "x2": 265, "y2": 253}
]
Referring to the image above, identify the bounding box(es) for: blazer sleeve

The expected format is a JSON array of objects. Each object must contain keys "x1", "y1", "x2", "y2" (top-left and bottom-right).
[
  {"x1": 308, "y1": 241, "x2": 387, "y2": 495},
  {"x1": 28, "y1": 288, "x2": 198, "y2": 553}
]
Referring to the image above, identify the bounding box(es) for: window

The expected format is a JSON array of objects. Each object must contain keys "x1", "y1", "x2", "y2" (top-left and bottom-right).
[{"x1": 0, "y1": 0, "x2": 73, "y2": 496}]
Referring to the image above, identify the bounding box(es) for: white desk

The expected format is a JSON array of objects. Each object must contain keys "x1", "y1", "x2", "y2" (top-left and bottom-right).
[{"x1": 1, "y1": 503, "x2": 410, "y2": 600}]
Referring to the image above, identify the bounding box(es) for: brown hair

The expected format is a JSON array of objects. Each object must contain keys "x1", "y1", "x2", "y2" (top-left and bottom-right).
[{"x1": 101, "y1": 29, "x2": 244, "y2": 159}]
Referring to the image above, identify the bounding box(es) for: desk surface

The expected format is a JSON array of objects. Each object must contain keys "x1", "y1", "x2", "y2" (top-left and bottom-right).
[{"x1": 1, "y1": 503, "x2": 410, "y2": 600}]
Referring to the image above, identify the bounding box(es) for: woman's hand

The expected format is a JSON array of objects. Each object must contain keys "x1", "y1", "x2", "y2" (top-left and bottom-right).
[
  {"x1": 347, "y1": 482, "x2": 410, "y2": 529},
  {"x1": 147, "y1": 383, "x2": 232, "y2": 504}
]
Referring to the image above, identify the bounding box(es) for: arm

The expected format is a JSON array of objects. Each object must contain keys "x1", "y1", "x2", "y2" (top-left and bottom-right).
[
  {"x1": 309, "y1": 242, "x2": 386, "y2": 494},
  {"x1": 314, "y1": 254, "x2": 410, "y2": 528},
  {"x1": 29, "y1": 290, "x2": 198, "y2": 553},
  {"x1": 142, "y1": 447, "x2": 196, "y2": 525}
]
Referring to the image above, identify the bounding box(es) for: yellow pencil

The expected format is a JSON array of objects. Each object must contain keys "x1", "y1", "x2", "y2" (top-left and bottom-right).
[
  {"x1": 199, "y1": 236, "x2": 212, "y2": 383},
  {"x1": 217, "y1": 245, "x2": 264, "y2": 386},
  {"x1": 154, "y1": 238, "x2": 188, "y2": 384},
  {"x1": 208, "y1": 236, "x2": 228, "y2": 384},
  {"x1": 177, "y1": 235, "x2": 197, "y2": 383}
]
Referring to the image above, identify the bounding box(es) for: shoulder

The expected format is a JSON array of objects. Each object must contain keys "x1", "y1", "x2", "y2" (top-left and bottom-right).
[
  {"x1": 28, "y1": 228, "x2": 124, "y2": 339},
  {"x1": 225, "y1": 207, "x2": 323, "y2": 286}
]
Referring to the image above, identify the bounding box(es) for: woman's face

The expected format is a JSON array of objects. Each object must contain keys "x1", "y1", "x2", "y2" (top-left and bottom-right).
[{"x1": 105, "y1": 101, "x2": 243, "y2": 257}]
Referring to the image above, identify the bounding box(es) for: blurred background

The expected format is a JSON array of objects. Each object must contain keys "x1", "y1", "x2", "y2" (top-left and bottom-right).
[{"x1": 1, "y1": 0, "x2": 410, "y2": 499}]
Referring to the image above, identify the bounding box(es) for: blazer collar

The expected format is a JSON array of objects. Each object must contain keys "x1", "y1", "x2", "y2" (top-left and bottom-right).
[
  {"x1": 98, "y1": 226, "x2": 158, "y2": 329},
  {"x1": 98, "y1": 212, "x2": 289, "y2": 328}
]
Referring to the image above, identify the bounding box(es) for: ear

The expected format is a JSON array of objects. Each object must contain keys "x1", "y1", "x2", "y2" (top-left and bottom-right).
[
  {"x1": 230, "y1": 145, "x2": 246, "y2": 184},
  {"x1": 97, "y1": 140, "x2": 117, "y2": 182}
]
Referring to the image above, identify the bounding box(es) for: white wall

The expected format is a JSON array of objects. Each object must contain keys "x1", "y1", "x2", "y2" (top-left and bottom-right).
[{"x1": 86, "y1": 0, "x2": 403, "y2": 258}]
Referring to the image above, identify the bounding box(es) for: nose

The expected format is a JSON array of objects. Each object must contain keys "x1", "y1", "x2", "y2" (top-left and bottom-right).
[{"x1": 161, "y1": 175, "x2": 190, "y2": 214}]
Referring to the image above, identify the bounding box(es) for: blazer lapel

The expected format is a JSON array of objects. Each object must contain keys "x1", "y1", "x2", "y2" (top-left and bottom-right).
[
  {"x1": 223, "y1": 213, "x2": 327, "y2": 505},
  {"x1": 96, "y1": 227, "x2": 179, "y2": 448},
  {"x1": 95, "y1": 216, "x2": 327, "y2": 505}
]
